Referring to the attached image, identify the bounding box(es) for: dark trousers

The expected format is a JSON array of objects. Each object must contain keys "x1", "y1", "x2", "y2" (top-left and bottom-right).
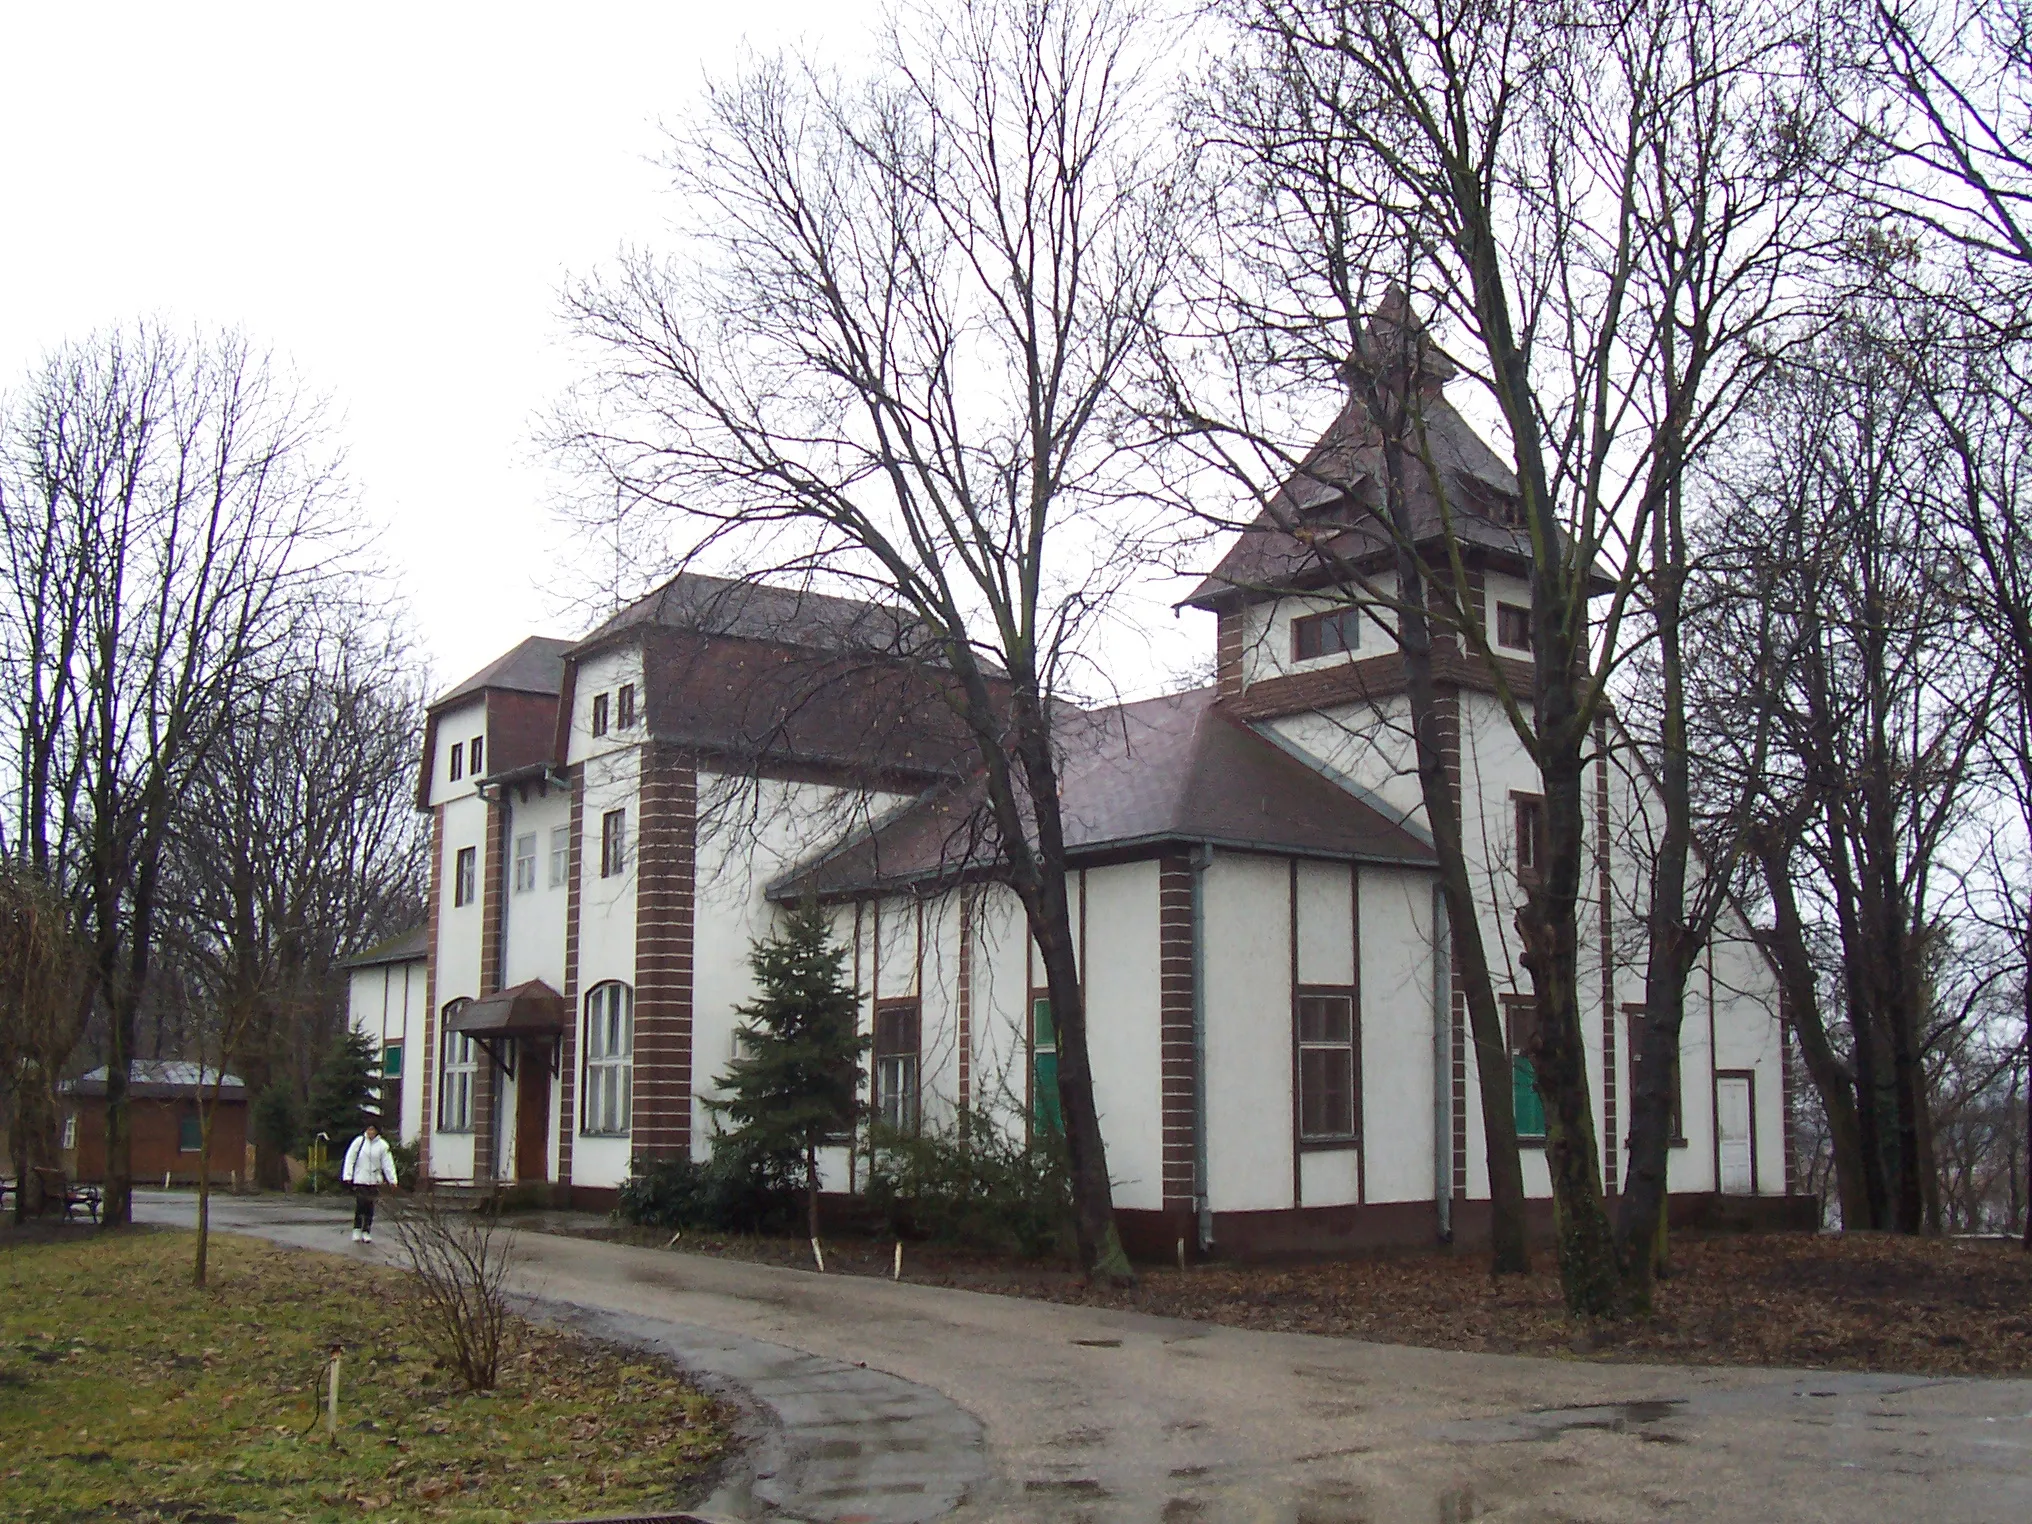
[{"x1": 352, "y1": 1185, "x2": 379, "y2": 1232}]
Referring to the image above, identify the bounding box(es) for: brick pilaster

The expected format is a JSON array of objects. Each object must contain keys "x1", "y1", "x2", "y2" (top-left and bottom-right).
[
  {"x1": 421, "y1": 807, "x2": 443, "y2": 1179},
  {"x1": 633, "y1": 749, "x2": 697, "y2": 1161},
  {"x1": 1215, "y1": 609, "x2": 1244, "y2": 697},
  {"x1": 558, "y1": 767, "x2": 585, "y2": 1188},
  {"x1": 1597, "y1": 726, "x2": 1617, "y2": 1193},
  {"x1": 956, "y1": 887, "x2": 973, "y2": 1116},
  {"x1": 1158, "y1": 855, "x2": 1197, "y2": 1212},
  {"x1": 472, "y1": 798, "x2": 505, "y2": 1183}
]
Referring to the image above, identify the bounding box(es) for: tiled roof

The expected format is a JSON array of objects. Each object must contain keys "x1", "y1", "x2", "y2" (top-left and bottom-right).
[
  {"x1": 66, "y1": 1061, "x2": 246, "y2": 1099},
  {"x1": 577, "y1": 572, "x2": 942, "y2": 660},
  {"x1": 769, "y1": 686, "x2": 1433, "y2": 899},
  {"x1": 432, "y1": 636, "x2": 573, "y2": 709},
  {"x1": 340, "y1": 925, "x2": 428, "y2": 970}
]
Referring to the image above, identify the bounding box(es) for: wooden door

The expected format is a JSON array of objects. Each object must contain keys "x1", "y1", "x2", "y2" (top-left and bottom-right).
[
  {"x1": 1716, "y1": 1074, "x2": 1754, "y2": 1195},
  {"x1": 515, "y1": 1041, "x2": 550, "y2": 1182}
]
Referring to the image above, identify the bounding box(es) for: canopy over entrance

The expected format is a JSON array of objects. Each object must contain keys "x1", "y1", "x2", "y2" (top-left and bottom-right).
[{"x1": 447, "y1": 980, "x2": 566, "y2": 1039}]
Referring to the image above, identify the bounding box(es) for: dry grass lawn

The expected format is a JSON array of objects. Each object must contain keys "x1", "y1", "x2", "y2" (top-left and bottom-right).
[{"x1": 0, "y1": 1225, "x2": 729, "y2": 1524}]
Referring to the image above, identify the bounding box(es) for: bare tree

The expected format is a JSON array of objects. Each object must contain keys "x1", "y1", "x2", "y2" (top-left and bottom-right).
[
  {"x1": 159, "y1": 620, "x2": 427, "y2": 1187},
  {"x1": 1174, "y1": 0, "x2": 1841, "y2": 1312},
  {"x1": 557, "y1": 0, "x2": 1180, "y2": 1284},
  {"x1": 0, "y1": 862, "x2": 90, "y2": 1220},
  {"x1": 0, "y1": 324, "x2": 352, "y2": 1226}
]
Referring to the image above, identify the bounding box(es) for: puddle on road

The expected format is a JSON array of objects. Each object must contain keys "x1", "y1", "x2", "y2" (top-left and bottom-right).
[{"x1": 1439, "y1": 1397, "x2": 1690, "y2": 1445}]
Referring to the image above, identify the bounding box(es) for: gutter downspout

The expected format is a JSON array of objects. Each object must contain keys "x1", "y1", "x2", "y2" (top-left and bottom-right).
[
  {"x1": 1192, "y1": 843, "x2": 1214, "y2": 1253},
  {"x1": 1433, "y1": 879, "x2": 1453, "y2": 1244}
]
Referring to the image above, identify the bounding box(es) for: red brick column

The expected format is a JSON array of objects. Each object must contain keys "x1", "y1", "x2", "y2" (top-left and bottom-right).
[
  {"x1": 558, "y1": 767, "x2": 585, "y2": 1190},
  {"x1": 633, "y1": 749, "x2": 697, "y2": 1161},
  {"x1": 1597, "y1": 726, "x2": 1617, "y2": 1194},
  {"x1": 420, "y1": 808, "x2": 443, "y2": 1179},
  {"x1": 472, "y1": 798, "x2": 505, "y2": 1183},
  {"x1": 1158, "y1": 856, "x2": 1197, "y2": 1213}
]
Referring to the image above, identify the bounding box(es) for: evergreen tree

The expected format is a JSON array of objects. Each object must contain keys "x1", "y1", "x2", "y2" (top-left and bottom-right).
[
  {"x1": 707, "y1": 902, "x2": 866, "y2": 1243},
  {"x1": 305, "y1": 1028, "x2": 378, "y2": 1168}
]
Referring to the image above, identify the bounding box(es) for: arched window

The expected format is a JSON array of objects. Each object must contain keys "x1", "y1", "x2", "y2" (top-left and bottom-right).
[
  {"x1": 438, "y1": 1000, "x2": 476, "y2": 1132},
  {"x1": 582, "y1": 983, "x2": 634, "y2": 1136}
]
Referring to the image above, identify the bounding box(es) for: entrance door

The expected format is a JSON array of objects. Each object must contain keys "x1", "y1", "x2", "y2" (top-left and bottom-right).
[
  {"x1": 1716, "y1": 1074, "x2": 1754, "y2": 1195},
  {"x1": 515, "y1": 1039, "x2": 551, "y2": 1182}
]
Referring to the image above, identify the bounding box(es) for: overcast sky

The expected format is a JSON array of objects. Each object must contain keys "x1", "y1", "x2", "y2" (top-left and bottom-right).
[{"x1": 0, "y1": 2, "x2": 914, "y2": 693}]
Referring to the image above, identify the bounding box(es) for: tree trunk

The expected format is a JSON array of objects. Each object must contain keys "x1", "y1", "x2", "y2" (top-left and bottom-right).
[
  {"x1": 195, "y1": 1106, "x2": 213, "y2": 1287},
  {"x1": 1759, "y1": 847, "x2": 1872, "y2": 1228},
  {"x1": 1029, "y1": 861, "x2": 1133, "y2": 1285},
  {"x1": 1522, "y1": 735, "x2": 1621, "y2": 1318}
]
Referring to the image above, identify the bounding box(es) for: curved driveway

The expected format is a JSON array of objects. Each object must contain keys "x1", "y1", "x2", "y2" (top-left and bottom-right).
[{"x1": 139, "y1": 1194, "x2": 2032, "y2": 1523}]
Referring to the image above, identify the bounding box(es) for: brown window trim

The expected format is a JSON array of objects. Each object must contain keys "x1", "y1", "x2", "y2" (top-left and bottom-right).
[
  {"x1": 1294, "y1": 983, "x2": 1361, "y2": 1151},
  {"x1": 590, "y1": 692, "x2": 610, "y2": 738},
  {"x1": 1495, "y1": 601, "x2": 1531, "y2": 652},
  {"x1": 1511, "y1": 792, "x2": 1546, "y2": 884},
  {"x1": 448, "y1": 740, "x2": 464, "y2": 781},
  {"x1": 1291, "y1": 606, "x2": 1362, "y2": 664},
  {"x1": 873, "y1": 997, "x2": 922, "y2": 1134},
  {"x1": 616, "y1": 682, "x2": 636, "y2": 729},
  {"x1": 1503, "y1": 993, "x2": 1548, "y2": 1148}
]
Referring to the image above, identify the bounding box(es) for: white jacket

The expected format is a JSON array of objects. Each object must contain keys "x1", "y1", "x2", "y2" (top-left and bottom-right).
[{"x1": 342, "y1": 1133, "x2": 399, "y2": 1187}]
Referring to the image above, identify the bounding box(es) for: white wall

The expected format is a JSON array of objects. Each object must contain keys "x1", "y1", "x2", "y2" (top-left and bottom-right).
[
  {"x1": 347, "y1": 958, "x2": 428, "y2": 1145},
  {"x1": 1203, "y1": 853, "x2": 1295, "y2": 1212},
  {"x1": 1082, "y1": 862, "x2": 1163, "y2": 1211},
  {"x1": 1235, "y1": 591, "x2": 1397, "y2": 689},
  {"x1": 426, "y1": 697, "x2": 488, "y2": 809},
  {"x1": 1358, "y1": 866, "x2": 1438, "y2": 1206}
]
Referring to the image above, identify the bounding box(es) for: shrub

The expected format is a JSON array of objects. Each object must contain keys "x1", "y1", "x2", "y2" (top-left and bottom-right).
[
  {"x1": 615, "y1": 1143, "x2": 795, "y2": 1234},
  {"x1": 389, "y1": 1193, "x2": 516, "y2": 1391},
  {"x1": 864, "y1": 1105, "x2": 1073, "y2": 1259},
  {"x1": 387, "y1": 1138, "x2": 421, "y2": 1190}
]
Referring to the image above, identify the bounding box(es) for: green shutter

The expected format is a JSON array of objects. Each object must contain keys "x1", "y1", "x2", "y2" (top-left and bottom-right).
[
  {"x1": 1512, "y1": 1054, "x2": 1546, "y2": 1138},
  {"x1": 1033, "y1": 1049, "x2": 1062, "y2": 1136}
]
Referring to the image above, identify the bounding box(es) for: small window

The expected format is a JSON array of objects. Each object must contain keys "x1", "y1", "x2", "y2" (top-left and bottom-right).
[
  {"x1": 875, "y1": 1001, "x2": 922, "y2": 1132},
  {"x1": 513, "y1": 833, "x2": 537, "y2": 893},
  {"x1": 1030, "y1": 994, "x2": 1061, "y2": 1136},
  {"x1": 469, "y1": 735, "x2": 484, "y2": 776},
  {"x1": 582, "y1": 982, "x2": 634, "y2": 1135},
  {"x1": 548, "y1": 825, "x2": 570, "y2": 888},
  {"x1": 1626, "y1": 1006, "x2": 1684, "y2": 1142},
  {"x1": 591, "y1": 692, "x2": 609, "y2": 737},
  {"x1": 382, "y1": 1043, "x2": 403, "y2": 1078},
  {"x1": 1514, "y1": 795, "x2": 1546, "y2": 881},
  {"x1": 1507, "y1": 998, "x2": 1545, "y2": 1139},
  {"x1": 1297, "y1": 991, "x2": 1358, "y2": 1141},
  {"x1": 438, "y1": 1004, "x2": 477, "y2": 1132},
  {"x1": 178, "y1": 1112, "x2": 203, "y2": 1152},
  {"x1": 1293, "y1": 606, "x2": 1362, "y2": 662},
  {"x1": 600, "y1": 809, "x2": 628, "y2": 878},
  {"x1": 448, "y1": 741, "x2": 464, "y2": 781},
  {"x1": 454, "y1": 845, "x2": 477, "y2": 907},
  {"x1": 616, "y1": 683, "x2": 636, "y2": 729},
  {"x1": 61, "y1": 1114, "x2": 77, "y2": 1151},
  {"x1": 1496, "y1": 602, "x2": 1531, "y2": 651}
]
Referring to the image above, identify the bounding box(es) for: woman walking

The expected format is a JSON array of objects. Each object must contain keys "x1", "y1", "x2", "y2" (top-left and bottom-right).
[{"x1": 341, "y1": 1123, "x2": 399, "y2": 1242}]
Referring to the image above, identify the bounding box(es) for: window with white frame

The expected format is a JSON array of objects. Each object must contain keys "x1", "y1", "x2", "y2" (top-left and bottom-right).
[
  {"x1": 582, "y1": 982, "x2": 634, "y2": 1135},
  {"x1": 600, "y1": 809, "x2": 628, "y2": 878},
  {"x1": 438, "y1": 1003, "x2": 477, "y2": 1132},
  {"x1": 513, "y1": 833, "x2": 537, "y2": 893},
  {"x1": 548, "y1": 825, "x2": 570, "y2": 888}
]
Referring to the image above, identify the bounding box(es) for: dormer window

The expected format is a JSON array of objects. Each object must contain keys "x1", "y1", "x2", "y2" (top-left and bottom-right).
[
  {"x1": 448, "y1": 741, "x2": 464, "y2": 781},
  {"x1": 591, "y1": 692, "x2": 610, "y2": 737},
  {"x1": 1496, "y1": 602, "x2": 1531, "y2": 652},
  {"x1": 1293, "y1": 607, "x2": 1363, "y2": 662}
]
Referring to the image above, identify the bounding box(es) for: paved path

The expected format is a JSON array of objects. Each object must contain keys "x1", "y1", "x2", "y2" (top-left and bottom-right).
[{"x1": 140, "y1": 1194, "x2": 2032, "y2": 1523}]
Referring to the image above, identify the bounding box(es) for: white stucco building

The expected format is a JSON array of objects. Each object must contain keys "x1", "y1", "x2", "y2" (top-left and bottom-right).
[{"x1": 350, "y1": 327, "x2": 1807, "y2": 1254}]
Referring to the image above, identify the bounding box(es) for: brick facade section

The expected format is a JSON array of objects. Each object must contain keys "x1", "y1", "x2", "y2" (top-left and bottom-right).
[
  {"x1": 420, "y1": 807, "x2": 443, "y2": 1179},
  {"x1": 633, "y1": 749, "x2": 697, "y2": 1161},
  {"x1": 1222, "y1": 645, "x2": 1534, "y2": 723},
  {"x1": 956, "y1": 888, "x2": 973, "y2": 1115},
  {"x1": 1215, "y1": 610, "x2": 1244, "y2": 698},
  {"x1": 1158, "y1": 855, "x2": 1197, "y2": 1211},
  {"x1": 557, "y1": 766, "x2": 585, "y2": 1187},
  {"x1": 1597, "y1": 730, "x2": 1617, "y2": 1193},
  {"x1": 472, "y1": 798, "x2": 505, "y2": 1183}
]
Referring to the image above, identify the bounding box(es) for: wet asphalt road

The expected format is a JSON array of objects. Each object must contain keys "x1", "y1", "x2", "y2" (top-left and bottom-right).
[{"x1": 136, "y1": 1193, "x2": 2032, "y2": 1523}]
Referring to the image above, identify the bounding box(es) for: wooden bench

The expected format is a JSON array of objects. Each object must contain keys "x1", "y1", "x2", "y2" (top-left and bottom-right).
[{"x1": 32, "y1": 1167, "x2": 100, "y2": 1223}]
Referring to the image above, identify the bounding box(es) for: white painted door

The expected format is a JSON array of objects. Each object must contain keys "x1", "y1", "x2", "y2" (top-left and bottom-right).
[{"x1": 1716, "y1": 1076, "x2": 1754, "y2": 1195}]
